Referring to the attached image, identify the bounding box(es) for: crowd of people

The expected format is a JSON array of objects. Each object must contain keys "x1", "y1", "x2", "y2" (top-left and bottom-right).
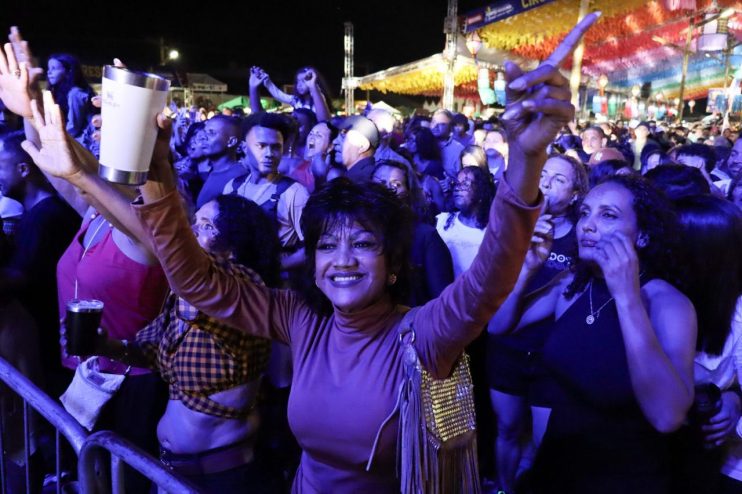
[{"x1": 0, "y1": 14, "x2": 741, "y2": 494}]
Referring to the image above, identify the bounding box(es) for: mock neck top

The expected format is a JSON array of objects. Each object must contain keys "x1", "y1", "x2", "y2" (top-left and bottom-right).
[{"x1": 135, "y1": 177, "x2": 541, "y2": 493}]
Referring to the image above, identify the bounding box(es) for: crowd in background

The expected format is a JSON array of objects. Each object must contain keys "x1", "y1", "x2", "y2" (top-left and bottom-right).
[{"x1": 0, "y1": 20, "x2": 741, "y2": 494}]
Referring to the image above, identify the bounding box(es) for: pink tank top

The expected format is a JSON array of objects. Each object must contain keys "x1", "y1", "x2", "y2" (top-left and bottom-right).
[{"x1": 57, "y1": 216, "x2": 169, "y2": 375}]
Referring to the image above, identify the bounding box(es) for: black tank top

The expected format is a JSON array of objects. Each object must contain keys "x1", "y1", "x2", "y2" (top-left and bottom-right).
[{"x1": 531, "y1": 276, "x2": 672, "y2": 493}]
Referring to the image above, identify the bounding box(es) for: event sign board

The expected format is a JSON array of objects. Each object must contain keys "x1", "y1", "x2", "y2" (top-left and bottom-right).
[{"x1": 464, "y1": 0, "x2": 556, "y2": 33}]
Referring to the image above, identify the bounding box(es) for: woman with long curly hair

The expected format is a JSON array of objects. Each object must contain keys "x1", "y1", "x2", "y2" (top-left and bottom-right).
[
  {"x1": 491, "y1": 175, "x2": 696, "y2": 493},
  {"x1": 436, "y1": 165, "x2": 496, "y2": 277}
]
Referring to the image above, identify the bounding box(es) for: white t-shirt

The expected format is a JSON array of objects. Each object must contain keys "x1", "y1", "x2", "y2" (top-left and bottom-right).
[
  {"x1": 223, "y1": 174, "x2": 309, "y2": 249},
  {"x1": 435, "y1": 212, "x2": 485, "y2": 278},
  {"x1": 695, "y1": 297, "x2": 742, "y2": 481},
  {"x1": 0, "y1": 195, "x2": 23, "y2": 219}
]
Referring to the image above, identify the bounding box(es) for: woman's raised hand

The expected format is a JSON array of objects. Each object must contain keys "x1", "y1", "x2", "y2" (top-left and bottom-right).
[
  {"x1": 249, "y1": 66, "x2": 268, "y2": 88},
  {"x1": 0, "y1": 41, "x2": 33, "y2": 118},
  {"x1": 593, "y1": 231, "x2": 641, "y2": 300},
  {"x1": 501, "y1": 12, "x2": 601, "y2": 157},
  {"x1": 305, "y1": 69, "x2": 317, "y2": 88},
  {"x1": 21, "y1": 91, "x2": 83, "y2": 180},
  {"x1": 524, "y1": 214, "x2": 555, "y2": 271},
  {"x1": 8, "y1": 27, "x2": 44, "y2": 83}
]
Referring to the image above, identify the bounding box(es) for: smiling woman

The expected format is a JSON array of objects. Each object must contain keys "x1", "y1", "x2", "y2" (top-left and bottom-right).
[
  {"x1": 300, "y1": 177, "x2": 412, "y2": 314},
  {"x1": 19, "y1": 12, "x2": 603, "y2": 491}
]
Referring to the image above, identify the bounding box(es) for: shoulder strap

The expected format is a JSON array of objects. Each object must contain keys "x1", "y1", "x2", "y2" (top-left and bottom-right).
[
  {"x1": 274, "y1": 176, "x2": 296, "y2": 196},
  {"x1": 397, "y1": 306, "x2": 418, "y2": 345},
  {"x1": 366, "y1": 306, "x2": 419, "y2": 472},
  {"x1": 229, "y1": 173, "x2": 251, "y2": 195},
  {"x1": 261, "y1": 176, "x2": 296, "y2": 222}
]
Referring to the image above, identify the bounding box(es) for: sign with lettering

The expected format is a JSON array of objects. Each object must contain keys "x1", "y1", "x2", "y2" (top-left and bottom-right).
[{"x1": 464, "y1": 0, "x2": 555, "y2": 33}]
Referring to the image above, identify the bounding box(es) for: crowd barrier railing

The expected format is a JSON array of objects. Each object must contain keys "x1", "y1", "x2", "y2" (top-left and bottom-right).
[
  {"x1": 0, "y1": 356, "x2": 88, "y2": 494},
  {"x1": 78, "y1": 431, "x2": 201, "y2": 494},
  {"x1": 0, "y1": 357, "x2": 202, "y2": 493}
]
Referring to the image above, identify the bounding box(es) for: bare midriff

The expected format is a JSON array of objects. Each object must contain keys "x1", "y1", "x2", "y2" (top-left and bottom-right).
[{"x1": 157, "y1": 380, "x2": 261, "y2": 453}]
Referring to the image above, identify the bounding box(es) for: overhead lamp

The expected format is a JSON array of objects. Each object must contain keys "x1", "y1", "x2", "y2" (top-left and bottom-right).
[{"x1": 465, "y1": 32, "x2": 483, "y2": 58}]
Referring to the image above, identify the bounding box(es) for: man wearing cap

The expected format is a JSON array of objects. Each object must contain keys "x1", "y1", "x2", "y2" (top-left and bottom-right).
[
  {"x1": 339, "y1": 115, "x2": 379, "y2": 183},
  {"x1": 367, "y1": 109, "x2": 409, "y2": 165}
]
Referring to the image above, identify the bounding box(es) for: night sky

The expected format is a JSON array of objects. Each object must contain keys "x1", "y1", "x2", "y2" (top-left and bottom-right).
[{"x1": 2, "y1": 0, "x2": 485, "y2": 97}]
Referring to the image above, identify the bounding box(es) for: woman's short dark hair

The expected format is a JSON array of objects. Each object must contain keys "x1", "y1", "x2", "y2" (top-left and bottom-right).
[
  {"x1": 588, "y1": 159, "x2": 634, "y2": 189},
  {"x1": 566, "y1": 174, "x2": 681, "y2": 298},
  {"x1": 299, "y1": 178, "x2": 413, "y2": 315},
  {"x1": 675, "y1": 195, "x2": 742, "y2": 355},
  {"x1": 212, "y1": 195, "x2": 281, "y2": 288},
  {"x1": 645, "y1": 164, "x2": 710, "y2": 202}
]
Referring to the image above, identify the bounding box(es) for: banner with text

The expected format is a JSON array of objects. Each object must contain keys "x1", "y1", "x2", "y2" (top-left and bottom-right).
[{"x1": 464, "y1": 0, "x2": 555, "y2": 33}]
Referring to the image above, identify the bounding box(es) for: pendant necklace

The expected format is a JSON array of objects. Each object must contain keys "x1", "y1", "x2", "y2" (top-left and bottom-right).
[
  {"x1": 74, "y1": 212, "x2": 112, "y2": 299},
  {"x1": 586, "y1": 280, "x2": 615, "y2": 325}
]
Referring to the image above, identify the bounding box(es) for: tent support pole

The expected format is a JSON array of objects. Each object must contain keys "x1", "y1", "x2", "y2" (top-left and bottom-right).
[{"x1": 569, "y1": 0, "x2": 590, "y2": 118}]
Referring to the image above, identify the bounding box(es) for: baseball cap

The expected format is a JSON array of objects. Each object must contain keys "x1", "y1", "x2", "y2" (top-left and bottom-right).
[
  {"x1": 588, "y1": 147, "x2": 627, "y2": 166},
  {"x1": 340, "y1": 116, "x2": 380, "y2": 149}
]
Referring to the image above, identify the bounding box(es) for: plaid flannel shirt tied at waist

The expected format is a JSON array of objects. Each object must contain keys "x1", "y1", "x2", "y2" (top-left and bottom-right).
[{"x1": 136, "y1": 260, "x2": 271, "y2": 419}]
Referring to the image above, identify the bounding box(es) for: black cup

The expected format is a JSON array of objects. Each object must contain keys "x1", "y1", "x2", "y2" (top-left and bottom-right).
[
  {"x1": 692, "y1": 383, "x2": 722, "y2": 423},
  {"x1": 65, "y1": 299, "x2": 104, "y2": 356}
]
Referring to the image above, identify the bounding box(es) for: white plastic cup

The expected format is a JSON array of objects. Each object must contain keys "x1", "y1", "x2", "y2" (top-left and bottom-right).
[{"x1": 98, "y1": 66, "x2": 170, "y2": 185}]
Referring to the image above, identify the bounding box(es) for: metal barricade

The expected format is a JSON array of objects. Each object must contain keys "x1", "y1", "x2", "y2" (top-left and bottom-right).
[
  {"x1": 0, "y1": 356, "x2": 87, "y2": 494},
  {"x1": 78, "y1": 431, "x2": 201, "y2": 494},
  {"x1": 0, "y1": 357, "x2": 201, "y2": 493}
]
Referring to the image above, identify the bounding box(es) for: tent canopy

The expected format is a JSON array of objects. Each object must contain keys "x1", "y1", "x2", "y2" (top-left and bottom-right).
[
  {"x1": 357, "y1": 37, "x2": 536, "y2": 97},
  {"x1": 474, "y1": 0, "x2": 742, "y2": 99},
  {"x1": 185, "y1": 73, "x2": 228, "y2": 92}
]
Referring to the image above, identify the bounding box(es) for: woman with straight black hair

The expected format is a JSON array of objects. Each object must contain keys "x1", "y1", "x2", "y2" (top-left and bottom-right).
[{"x1": 672, "y1": 195, "x2": 742, "y2": 494}]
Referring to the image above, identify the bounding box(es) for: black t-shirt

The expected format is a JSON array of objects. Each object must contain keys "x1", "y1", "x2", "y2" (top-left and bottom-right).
[
  {"x1": 525, "y1": 229, "x2": 577, "y2": 293},
  {"x1": 7, "y1": 195, "x2": 80, "y2": 369},
  {"x1": 408, "y1": 221, "x2": 454, "y2": 306}
]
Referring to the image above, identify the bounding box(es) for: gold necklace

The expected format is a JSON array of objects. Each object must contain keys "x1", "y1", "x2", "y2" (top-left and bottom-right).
[{"x1": 586, "y1": 280, "x2": 614, "y2": 325}]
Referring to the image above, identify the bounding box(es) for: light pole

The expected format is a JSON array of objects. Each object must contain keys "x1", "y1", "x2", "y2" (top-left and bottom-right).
[{"x1": 442, "y1": 0, "x2": 459, "y2": 110}]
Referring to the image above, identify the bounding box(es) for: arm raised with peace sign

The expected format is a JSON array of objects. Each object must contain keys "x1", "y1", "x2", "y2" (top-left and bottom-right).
[{"x1": 501, "y1": 12, "x2": 601, "y2": 205}]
